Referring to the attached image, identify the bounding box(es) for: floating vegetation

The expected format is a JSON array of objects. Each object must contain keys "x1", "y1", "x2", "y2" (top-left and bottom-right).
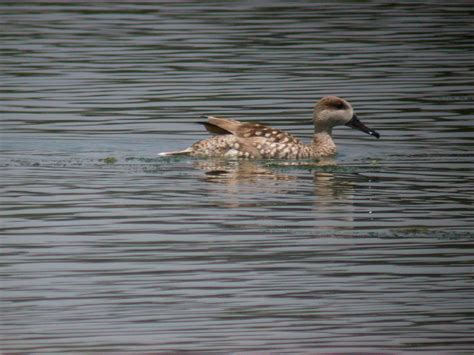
[
  {"x1": 101, "y1": 156, "x2": 117, "y2": 165},
  {"x1": 367, "y1": 228, "x2": 474, "y2": 240},
  {"x1": 395, "y1": 226, "x2": 430, "y2": 234}
]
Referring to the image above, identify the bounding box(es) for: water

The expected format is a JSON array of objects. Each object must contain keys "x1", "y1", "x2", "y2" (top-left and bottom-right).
[{"x1": 1, "y1": 1, "x2": 473, "y2": 352}]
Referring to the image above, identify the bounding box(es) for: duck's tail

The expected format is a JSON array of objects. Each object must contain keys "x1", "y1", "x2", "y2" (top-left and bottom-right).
[{"x1": 158, "y1": 147, "x2": 193, "y2": 157}]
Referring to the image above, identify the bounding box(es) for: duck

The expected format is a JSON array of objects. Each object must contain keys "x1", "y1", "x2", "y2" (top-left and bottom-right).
[{"x1": 159, "y1": 96, "x2": 380, "y2": 159}]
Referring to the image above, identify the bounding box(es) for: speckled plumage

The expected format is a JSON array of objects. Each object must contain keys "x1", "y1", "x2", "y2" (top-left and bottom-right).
[
  {"x1": 189, "y1": 121, "x2": 315, "y2": 159},
  {"x1": 159, "y1": 96, "x2": 380, "y2": 159}
]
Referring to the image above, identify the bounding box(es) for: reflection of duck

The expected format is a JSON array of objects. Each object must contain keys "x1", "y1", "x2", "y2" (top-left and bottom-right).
[
  {"x1": 159, "y1": 96, "x2": 380, "y2": 159},
  {"x1": 194, "y1": 159, "x2": 295, "y2": 184},
  {"x1": 191, "y1": 157, "x2": 360, "y2": 232},
  {"x1": 313, "y1": 171, "x2": 353, "y2": 203},
  {"x1": 194, "y1": 160, "x2": 296, "y2": 209},
  {"x1": 193, "y1": 159, "x2": 357, "y2": 222},
  {"x1": 311, "y1": 169, "x2": 357, "y2": 233}
]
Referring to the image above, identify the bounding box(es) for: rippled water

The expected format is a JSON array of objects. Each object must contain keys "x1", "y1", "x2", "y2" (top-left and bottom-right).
[{"x1": 1, "y1": 1, "x2": 473, "y2": 352}]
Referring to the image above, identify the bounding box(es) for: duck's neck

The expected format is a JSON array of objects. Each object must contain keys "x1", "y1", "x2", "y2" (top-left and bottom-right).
[{"x1": 312, "y1": 126, "x2": 336, "y2": 156}]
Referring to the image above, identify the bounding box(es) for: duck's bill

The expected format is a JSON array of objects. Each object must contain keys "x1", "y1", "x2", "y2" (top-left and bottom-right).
[{"x1": 345, "y1": 114, "x2": 380, "y2": 139}]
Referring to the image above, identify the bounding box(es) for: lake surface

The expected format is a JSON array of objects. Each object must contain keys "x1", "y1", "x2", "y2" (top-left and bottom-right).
[{"x1": 1, "y1": 1, "x2": 473, "y2": 352}]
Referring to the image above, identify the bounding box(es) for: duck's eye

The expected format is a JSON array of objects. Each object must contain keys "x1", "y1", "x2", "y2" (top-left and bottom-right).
[{"x1": 336, "y1": 102, "x2": 345, "y2": 109}]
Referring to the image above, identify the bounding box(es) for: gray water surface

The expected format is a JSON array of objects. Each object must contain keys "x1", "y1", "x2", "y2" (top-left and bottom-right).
[{"x1": 1, "y1": 1, "x2": 473, "y2": 352}]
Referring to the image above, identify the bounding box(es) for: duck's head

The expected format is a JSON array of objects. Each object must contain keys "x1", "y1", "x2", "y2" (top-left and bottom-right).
[{"x1": 313, "y1": 96, "x2": 380, "y2": 139}]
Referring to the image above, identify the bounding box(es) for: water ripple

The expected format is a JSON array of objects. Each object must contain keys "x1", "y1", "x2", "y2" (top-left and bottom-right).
[{"x1": 1, "y1": 1, "x2": 473, "y2": 352}]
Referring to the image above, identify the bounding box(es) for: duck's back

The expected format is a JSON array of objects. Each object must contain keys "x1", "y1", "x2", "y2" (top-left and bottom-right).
[{"x1": 190, "y1": 116, "x2": 310, "y2": 159}]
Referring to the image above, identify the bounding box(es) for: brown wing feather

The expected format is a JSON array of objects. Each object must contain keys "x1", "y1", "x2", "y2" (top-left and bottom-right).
[
  {"x1": 204, "y1": 116, "x2": 299, "y2": 144},
  {"x1": 199, "y1": 122, "x2": 231, "y2": 135},
  {"x1": 206, "y1": 116, "x2": 242, "y2": 135}
]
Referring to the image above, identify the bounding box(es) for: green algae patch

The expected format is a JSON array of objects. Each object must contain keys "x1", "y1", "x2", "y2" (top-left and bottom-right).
[
  {"x1": 395, "y1": 226, "x2": 430, "y2": 234},
  {"x1": 101, "y1": 156, "x2": 117, "y2": 165}
]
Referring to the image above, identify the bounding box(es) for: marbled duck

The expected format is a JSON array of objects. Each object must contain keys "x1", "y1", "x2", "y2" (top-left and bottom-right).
[{"x1": 159, "y1": 96, "x2": 380, "y2": 159}]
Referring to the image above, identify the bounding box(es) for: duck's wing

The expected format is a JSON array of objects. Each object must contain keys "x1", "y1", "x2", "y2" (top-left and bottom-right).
[
  {"x1": 199, "y1": 116, "x2": 240, "y2": 135},
  {"x1": 202, "y1": 116, "x2": 301, "y2": 145}
]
